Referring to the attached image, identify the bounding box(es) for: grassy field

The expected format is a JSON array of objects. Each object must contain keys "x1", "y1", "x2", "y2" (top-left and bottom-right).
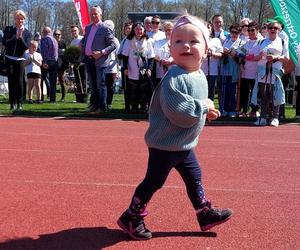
[{"x1": 0, "y1": 92, "x2": 298, "y2": 122}]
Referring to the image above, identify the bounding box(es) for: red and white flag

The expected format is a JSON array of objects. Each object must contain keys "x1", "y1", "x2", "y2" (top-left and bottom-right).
[{"x1": 73, "y1": 0, "x2": 90, "y2": 32}]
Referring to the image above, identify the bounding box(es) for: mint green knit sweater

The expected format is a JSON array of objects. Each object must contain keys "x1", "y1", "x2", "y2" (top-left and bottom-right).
[{"x1": 144, "y1": 65, "x2": 209, "y2": 151}]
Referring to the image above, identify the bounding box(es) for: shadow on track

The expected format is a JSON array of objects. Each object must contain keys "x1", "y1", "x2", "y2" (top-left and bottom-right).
[{"x1": 0, "y1": 227, "x2": 217, "y2": 250}]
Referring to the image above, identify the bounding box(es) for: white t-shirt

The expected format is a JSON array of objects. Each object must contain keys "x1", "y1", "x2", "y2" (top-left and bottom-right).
[
  {"x1": 256, "y1": 37, "x2": 289, "y2": 84},
  {"x1": 201, "y1": 37, "x2": 223, "y2": 76},
  {"x1": 153, "y1": 39, "x2": 171, "y2": 78},
  {"x1": 240, "y1": 38, "x2": 262, "y2": 79},
  {"x1": 122, "y1": 38, "x2": 155, "y2": 80},
  {"x1": 70, "y1": 35, "x2": 83, "y2": 46},
  {"x1": 24, "y1": 51, "x2": 43, "y2": 74},
  {"x1": 148, "y1": 30, "x2": 166, "y2": 41}
]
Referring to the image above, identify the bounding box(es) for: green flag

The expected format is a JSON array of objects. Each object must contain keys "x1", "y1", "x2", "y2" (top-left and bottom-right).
[{"x1": 269, "y1": 0, "x2": 300, "y2": 64}]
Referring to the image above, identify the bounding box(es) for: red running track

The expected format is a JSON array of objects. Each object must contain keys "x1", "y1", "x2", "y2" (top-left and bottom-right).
[{"x1": 0, "y1": 117, "x2": 299, "y2": 250}]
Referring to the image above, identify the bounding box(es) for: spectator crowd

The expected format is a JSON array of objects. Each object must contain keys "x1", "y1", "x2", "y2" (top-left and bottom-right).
[{"x1": 0, "y1": 7, "x2": 300, "y2": 127}]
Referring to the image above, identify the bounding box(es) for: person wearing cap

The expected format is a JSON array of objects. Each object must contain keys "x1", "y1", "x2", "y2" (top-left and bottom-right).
[
  {"x1": 117, "y1": 14, "x2": 232, "y2": 241},
  {"x1": 267, "y1": 16, "x2": 290, "y2": 119},
  {"x1": 252, "y1": 20, "x2": 289, "y2": 127}
]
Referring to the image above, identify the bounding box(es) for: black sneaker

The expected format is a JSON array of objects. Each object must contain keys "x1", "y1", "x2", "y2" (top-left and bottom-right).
[
  {"x1": 117, "y1": 209, "x2": 152, "y2": 240},
  {"x1": 197, "y1": 202, "x2": 233, "y2": 231}
]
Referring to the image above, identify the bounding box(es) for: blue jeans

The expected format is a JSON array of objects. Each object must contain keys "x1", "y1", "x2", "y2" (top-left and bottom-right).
[
  {"x1": 85, "y1": 57, "x2": 107, "y2": 110},
  {"x1": 133, "y1": 148, "x2": 206, "y2": 210}
]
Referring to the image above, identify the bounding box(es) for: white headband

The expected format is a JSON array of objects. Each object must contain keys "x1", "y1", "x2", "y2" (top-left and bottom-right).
[{"x1": 172, "y1": 15, "x2": 210, "y2": 48}]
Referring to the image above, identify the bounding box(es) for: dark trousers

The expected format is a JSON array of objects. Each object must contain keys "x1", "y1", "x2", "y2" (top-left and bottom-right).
[
  {"x1": 74, "y1": 63, "x2": 86, "y2": 94},
  {"x1": 6, "y1": 58, "x2": 25, "y2": 106},
  {"x1": 120, "y1": 68, "x2": 130, "y2": 112},
  {"x1": 58, "y1": 69, "x2": 66, "y2": 100},
  {"x1": 279, "y1": 73, "x2": 291, "y2": 118},
  {"x1": 105, "y1": 73, "x2": 116, "y2": 105},
  {"x1": 128, "y1": 78, "x2": 148, "y2": 111},
  {"x1": 42, "y1": 60, "x2": 59, "y2": 102},
  {"x1": 296, "y1": 76, "x2": 300, "y2": 116},
  {"x1": 258, "y1": 83, "x2": 280, "y2": 119},
  {"x1": 206, "y1": 75, "x2": 217, "y2": 101},
  {"x1": 133, "y1": 148, "x2": 206, "y2": 210},
  {"x1": 85, "y1": 57, "x2": 107, "y2": 111},
  {"x1": 240, "y1": 78, "x2": 259, "y2": 113}
]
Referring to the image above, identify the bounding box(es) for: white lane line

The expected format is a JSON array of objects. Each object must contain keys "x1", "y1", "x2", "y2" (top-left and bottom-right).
[{"x1": 1, "y1": 179, "x2": 299, "y2": 195}]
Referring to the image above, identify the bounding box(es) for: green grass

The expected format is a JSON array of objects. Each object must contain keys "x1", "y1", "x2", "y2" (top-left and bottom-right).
[
  {"x1": 0, "y1": 93, "x2": 148, "y2": 120},
  {"x1": 0, "y1": 92, "x2": 298, "y2": 123}
]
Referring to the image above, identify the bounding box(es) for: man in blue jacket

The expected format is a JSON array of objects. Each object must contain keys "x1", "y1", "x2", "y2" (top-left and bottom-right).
[{"x1": 81, "y1": 5, "x2": 116, "y2": 113}]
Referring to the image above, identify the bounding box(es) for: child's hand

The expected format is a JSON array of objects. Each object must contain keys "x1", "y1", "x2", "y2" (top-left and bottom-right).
[
  {"x1": 207, "y1": 108, "x2": 221, "y2": 122},
  {"x1": 205, "y1": 98, "x2": 215, "y2": 110}
]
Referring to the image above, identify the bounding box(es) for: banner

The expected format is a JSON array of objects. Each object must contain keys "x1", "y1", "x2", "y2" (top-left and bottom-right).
[
  {"x1": 73, "y1": 0, "x2": 90, "y2": 32},
  {"x1": 269, "y1": 0, "x2": 300, "y2": 64}
]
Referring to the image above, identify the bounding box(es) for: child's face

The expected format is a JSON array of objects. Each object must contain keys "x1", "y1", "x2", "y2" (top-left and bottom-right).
[
  {"x1": 170, "y1": 23, "x2": 206, "y2": 72},
  {"x1": 29, "y1": 44, "x2": 37, "y2": 53}
]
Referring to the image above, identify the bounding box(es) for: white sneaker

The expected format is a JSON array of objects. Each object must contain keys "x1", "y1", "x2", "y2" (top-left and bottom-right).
[
  {"x1": 270, "y1": 118, "x2": 279, "y2": 127},
  {"x1": 254, "y1": 118, "x2": 267, "y2": 126}
]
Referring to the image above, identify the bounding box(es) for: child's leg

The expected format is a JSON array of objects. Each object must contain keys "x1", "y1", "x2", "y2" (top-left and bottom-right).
[
  {"x1": 131, "y1": 148, "x2": 178, "y2": 212},
  {"x1": 118, "y1": 148, "x2": 188, "y2": 240},
  {"x1": 174, "y1": 150, "x2": 206, "y2": 209},
  {"x1": 175, "y1": 150, "x2": 233, "y2": 231},
  {"x1": 27, "y1": 78, "x2": 34, "y2": 101},
  {"x1": 34, "y1": 78, "x2": 41, "y2": 101}
]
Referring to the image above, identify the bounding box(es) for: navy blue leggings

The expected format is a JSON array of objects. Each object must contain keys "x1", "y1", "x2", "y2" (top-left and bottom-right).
[{"x1": 133, "y1": 147, "x2": 206, "y2": 210}]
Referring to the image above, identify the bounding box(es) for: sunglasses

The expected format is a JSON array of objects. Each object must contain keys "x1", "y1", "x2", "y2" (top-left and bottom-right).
[
  {"x1": 230, "y1": 30, "x2": 239, "y2": 34},
  {"x1": 241, "y1": 25, "x2": 248, "y2": 28},
  {"x1": 54, "y1": 33, "x2": 61, "y2": 36},
  {"x1": 268, "y1": 26, "x2": 279, "y2": 30},
  {"x1": 152, "y1": 21, "x2": 160, "y2": 25},
  {"x1": 247, "y1": 28, "x2": 256, "y2": 32}
]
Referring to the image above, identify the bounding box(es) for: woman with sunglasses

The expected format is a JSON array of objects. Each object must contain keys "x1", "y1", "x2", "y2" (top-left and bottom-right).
[
  {"x1": 238, "y1": 21, "x2": 262, "y2": 117},
  {"x1": 252, "y1": 21, "x2": 289, "y2": 127},
  {"x1": 218, "y1": 23, "x2": 245, "y2": 117},
  {"x1": 239, "y1": 17, "x2": 251, "y2": 42},
  {"x1": 147, "y1": 15, "x2": 165, "y2": 42}
]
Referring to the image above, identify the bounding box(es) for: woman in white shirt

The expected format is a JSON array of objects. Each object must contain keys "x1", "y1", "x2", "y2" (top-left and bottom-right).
[
  {"x1": 252, "y1": 21, "x2": 289, "y2": 127},
  {"x1": 201, "y1": 23, "x2": 223, "y2": 101},
  {"x1": 122, "y1": 22, "x2": 155, "y2": 113},
  {"x1": 238, "y1": 21, "x2": 262, "y2": 117},
  {"x1": 153, "y1": 21, "x2": 174, "y2": 87}
]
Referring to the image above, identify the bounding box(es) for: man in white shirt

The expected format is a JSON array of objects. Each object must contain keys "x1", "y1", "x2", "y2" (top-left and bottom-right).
[{"x1": 70, "y1": 25, "x2": 83, "y2": 46}]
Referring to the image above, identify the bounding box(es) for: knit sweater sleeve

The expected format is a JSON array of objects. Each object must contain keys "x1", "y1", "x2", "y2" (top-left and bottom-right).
[{"x1": 159, "y1": 73, "x2": 208, "y2": 128}]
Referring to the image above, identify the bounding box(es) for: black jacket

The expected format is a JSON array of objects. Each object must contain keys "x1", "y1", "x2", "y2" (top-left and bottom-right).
[{"x1": 2, "y1": 26, "x2": 31, "y2": 58}]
